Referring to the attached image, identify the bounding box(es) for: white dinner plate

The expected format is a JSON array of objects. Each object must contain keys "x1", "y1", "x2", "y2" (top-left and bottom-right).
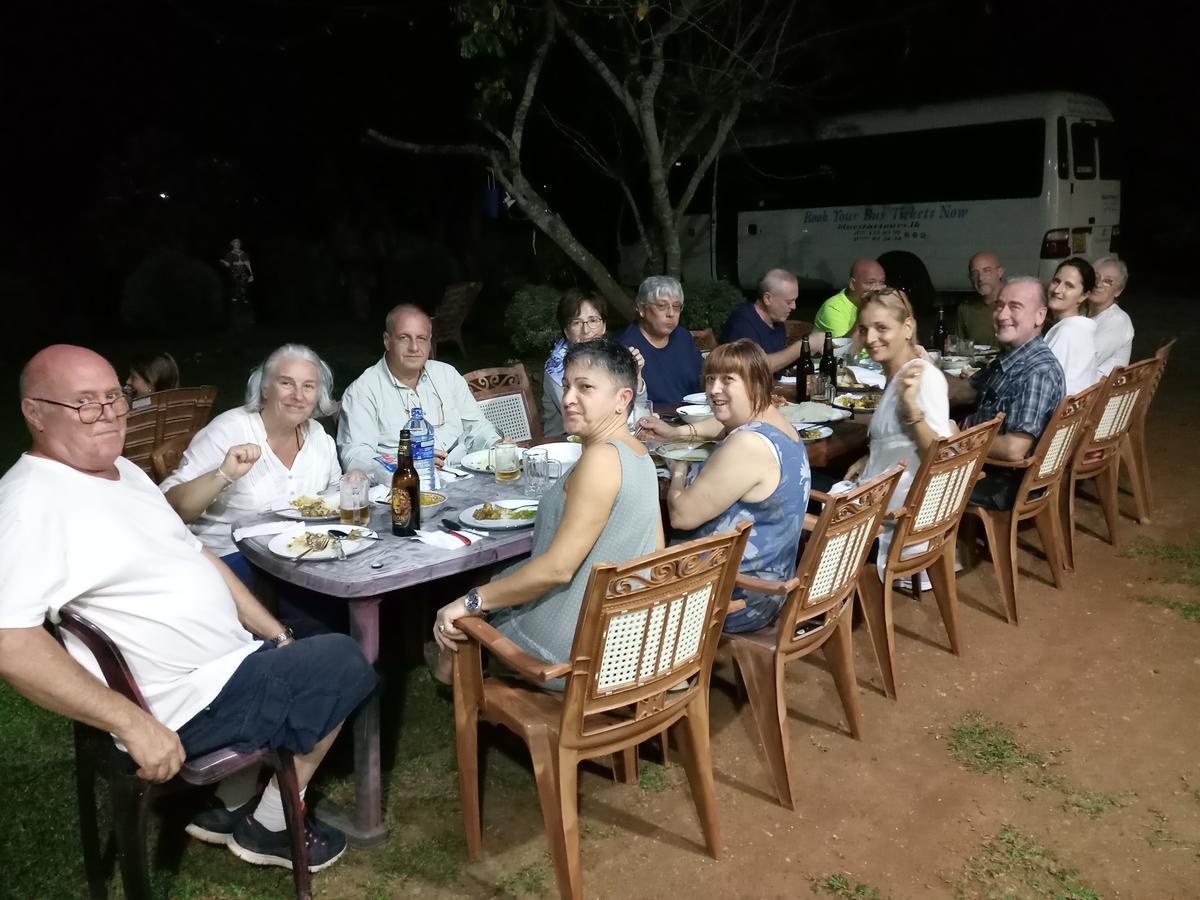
[
  {"x1": 460, "y1": 499, "x2": 538, "y2": 530},
  {"x1": 267, "y1": 524, "x2": 378, "y2": 560},
  {"x1": 460, "y1": 450, "x2": 495, "y2": 474},
  {"x1": 273, "y1": 491, "x2": 341, "y2": 521},
  {"x1": 682, "y1": 392, "x2": 709, "y2": 405},
  {"x1": 530, "y1": 442, "x2": 582, "y2": 472},
  {"x1": 656, "y1": 441, "x2": 714, "y2": 463},
  {"x1": 778, "y1": 402, "x2": 851, "y2": 425},
  {"x1": 797, "y1": 424, "x2": 833, "y2": 442},
  {"x1": 832, "y1": 392, "x2": 882, "y2": 413}
]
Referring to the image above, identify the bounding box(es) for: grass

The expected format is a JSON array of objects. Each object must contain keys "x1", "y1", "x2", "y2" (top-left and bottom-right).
[
  {"x1": 811, "y1": 873, "x2": 883, "y2": 898},
  {"x1": 1137, "y1": 594, "x2": 1200, "y2": 624},
  {"x1": 954, "y1": 825, "x2": 1102, "y2": 899},
  {"x1": 1124, "y1": 537, "x2": 1200, "y2": 568},
  {"x1": 495, "y1": 860, "x2": 550, "y2": 898},
  {"x1": 637, "y1": 761, "x2": 677, "y2": 792}
]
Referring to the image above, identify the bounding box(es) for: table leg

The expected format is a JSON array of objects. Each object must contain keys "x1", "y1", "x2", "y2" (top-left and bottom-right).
[{"x1": 313, "y1": 595, "x2": 389, "y2": 847}]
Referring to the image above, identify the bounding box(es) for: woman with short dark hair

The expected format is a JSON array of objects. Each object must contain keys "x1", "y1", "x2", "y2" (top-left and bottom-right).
[{"x1": 125, "y1": 351, "x2": 180, "y2": 399}]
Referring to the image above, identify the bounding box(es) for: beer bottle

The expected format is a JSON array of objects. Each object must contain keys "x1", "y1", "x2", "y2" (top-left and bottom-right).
[
  {"x1": 932, "y1": 306, "x2": 949, "y2": 354},
  {"x1": 391, "y1": 429, "x2": 421, "y2": 537},
  {"x1": 820, "y1": 332, "x2": 837, "y2": 379},
  {"x1": 798, "y1": 336, "x2": 814, "y2": 402}
]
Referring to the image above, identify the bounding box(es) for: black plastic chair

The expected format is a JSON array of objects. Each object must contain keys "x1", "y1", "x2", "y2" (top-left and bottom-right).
[{"x1": 55, "y1": 609, "x2": 312, "y2": 899}]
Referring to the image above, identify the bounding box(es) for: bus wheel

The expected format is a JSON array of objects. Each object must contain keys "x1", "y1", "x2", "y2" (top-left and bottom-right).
[{"x1": 877, "y1": 252, "x2": 935, "y2": 318}]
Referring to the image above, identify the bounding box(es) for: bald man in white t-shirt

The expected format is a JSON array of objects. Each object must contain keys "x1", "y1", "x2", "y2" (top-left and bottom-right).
[{"x1": 0, "y1": 345, "x2": 376, "y2": 873}]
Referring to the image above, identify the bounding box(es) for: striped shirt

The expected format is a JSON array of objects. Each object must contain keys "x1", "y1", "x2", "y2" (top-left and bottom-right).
[{"x1": 967, "y1": 335, "x2": 1064, "y2": 440}]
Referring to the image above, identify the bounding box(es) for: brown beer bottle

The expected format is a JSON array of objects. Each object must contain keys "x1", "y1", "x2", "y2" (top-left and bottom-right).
[
  {"x1": 799, "y1": 335, "x2": 814, "y2": 401},
  {"x1": 391, "y1": 429, "x2": 421, "y2": 537}
]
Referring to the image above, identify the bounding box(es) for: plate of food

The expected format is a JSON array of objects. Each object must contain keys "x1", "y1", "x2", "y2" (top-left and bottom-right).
[
  {"x1": 267, "y1": 524, "x2": 378, "y2": 560},
  {"x1": 274, "y1": 492, "x2": 340, "y2": 521},
  {"x1": 656, "y1": 441, "x2": 714, "y2": 463},
  {"x1": 832, "y1": 391, "x2": 883, "y2": 413},
  {"x1": 459, "y1": 450, "x2": 495, "y2": 474},
  {"x1": 459, "y1": 499, "x2": 538, "y2": 530},
  {"x1": 797, "y1": 424, "x2": 833, "y2": 442},
  {"x1": 778, "y1": 402, "x2": 851, "y2": 424}
]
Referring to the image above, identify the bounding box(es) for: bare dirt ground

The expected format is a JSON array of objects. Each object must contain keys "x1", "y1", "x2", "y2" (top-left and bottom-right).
[{"x1": 325, "y1": 293, "x2": 1197, "y2": 900}]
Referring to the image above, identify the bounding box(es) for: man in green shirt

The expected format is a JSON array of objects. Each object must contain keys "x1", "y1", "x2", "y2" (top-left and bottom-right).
[
  {"x1": 957, "y1": 251, "x2": 1003, "y2": 346},
  {"x1": 812, "y1": 258, "x2": 886, "y2": 338}
]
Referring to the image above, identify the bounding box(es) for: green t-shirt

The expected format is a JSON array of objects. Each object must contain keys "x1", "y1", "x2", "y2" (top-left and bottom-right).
[
  {"x1": 955, "y1": 298, "x2": 996, "y2": 347},
  {"x1": 813, "y1": 289, "x2": 857, "y2": 337}
]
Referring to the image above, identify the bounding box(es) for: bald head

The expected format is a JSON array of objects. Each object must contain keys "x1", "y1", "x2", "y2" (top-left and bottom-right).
[
  {"x1": 847, "y1": 258, "x2": 886, "y2": 301},
  {"x1": 968, "y1": 252, "x2": 1005, "y2": 301},
  {"x1": 20, "y1": 345, "x2": 127, "y2": 477}
]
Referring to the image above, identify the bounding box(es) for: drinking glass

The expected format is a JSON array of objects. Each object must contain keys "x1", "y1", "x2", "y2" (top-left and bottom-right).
[
  {"x1": 339, "y1": 471, "x2": 370, "y2": 525},
  {"x1": 629, "y1": 397, "x2": 654, "y2": 434},
  {"x1": 522, "y1": 448, "x2": 563, "y2": 497},
  {"x1": 811, "y1": 374, "x2": 831, "y2": 402},
  {"x1": 489, "y1": 441, "x2": 521, "y2": 483}
]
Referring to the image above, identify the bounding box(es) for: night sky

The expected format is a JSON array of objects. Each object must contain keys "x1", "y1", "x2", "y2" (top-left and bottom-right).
[{"x1": 2, "y1": 0, "x2": 1195, "y2": 318}]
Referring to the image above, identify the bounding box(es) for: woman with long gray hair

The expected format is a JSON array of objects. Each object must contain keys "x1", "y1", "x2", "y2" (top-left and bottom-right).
[{"x1": 161, "y1": 344, "x2": 343, "y2": 561}]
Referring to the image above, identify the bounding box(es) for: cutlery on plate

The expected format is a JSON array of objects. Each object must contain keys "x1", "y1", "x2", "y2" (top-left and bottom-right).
[
  {"x1": 328, "y1": 528, "x2": 381, "y2": 541},
  {"x1": 292, "y1": 533, "x2": 330, "y2": 564}
]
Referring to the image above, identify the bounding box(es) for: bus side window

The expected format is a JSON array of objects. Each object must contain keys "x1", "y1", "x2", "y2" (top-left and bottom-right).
[
  {"x1": 1095, "y1": 121, "x2": 1120, "y2": 180},
  {"x1": 1071, "y1": 122, "x2": 1097, "y2": 180}
]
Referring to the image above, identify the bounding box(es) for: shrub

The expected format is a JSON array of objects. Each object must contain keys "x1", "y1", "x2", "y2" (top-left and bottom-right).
[
  {"x1": 120, "y1": 250, "x2": 223, "y2": 334},
  {"x1": 504, "y1": 284, "x2": 563, "y2": 356},
  {"x1": 680, "y1": 279, "x2": 746, "y2": 331}
]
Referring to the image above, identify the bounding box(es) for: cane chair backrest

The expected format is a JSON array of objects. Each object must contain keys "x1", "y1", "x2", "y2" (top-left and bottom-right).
[
  {"x1": 1076, "y1": 358, "x2": 1160, "y2": 463},
  {"x1": 557, "y1": 523, "x2": 751, "y2": 750},
  {"x1": 463, "y1": 363, "x2": 542, "y2": 445},
  {"x1": 776, "y1": 465, "x2": 904, "y2": 644},
  {"x1": 122, "y1": 386, "x2": 217, "y2": 480},
  {"x1": 891, "y1": 415, "x2": 1003, "y2": 558},
  {"x1": 1019, "y1": 384, "x2": 1101, "y2": 496},
  {"x1": 690, "y1": 328, "x2": 717, "y2": 352}
]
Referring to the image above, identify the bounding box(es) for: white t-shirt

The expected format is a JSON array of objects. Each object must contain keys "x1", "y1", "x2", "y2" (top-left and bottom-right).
[
  {"x1": 0, "y1": 455, "x2": 259, "y2": 730},
  {"x1": 1044, "y1": 316, "x2": 1100, "y2": 395},
  {"x1": 159, "y1": 407, "x2": 342, "y2": 556},
  {"x1": 1091, "y1": 303, "x2": 1134, "y2": 377}
]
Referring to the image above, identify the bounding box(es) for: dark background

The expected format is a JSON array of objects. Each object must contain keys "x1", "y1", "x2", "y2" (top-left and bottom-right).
[{"x1": 1, "y1": 0, "x2": 1194, "y2": 346}]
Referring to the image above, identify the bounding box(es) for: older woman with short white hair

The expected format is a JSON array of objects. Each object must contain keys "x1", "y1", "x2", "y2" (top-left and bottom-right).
[
  {"x1": 614, "y1": 275, "x2": 703, "y2": 405},
  {"x1": 1088, "y1": 256, "x2": 1135, "y2": 377},
  {"x1": 161, "y1": 344, "x2": 343, "y2": 563}
]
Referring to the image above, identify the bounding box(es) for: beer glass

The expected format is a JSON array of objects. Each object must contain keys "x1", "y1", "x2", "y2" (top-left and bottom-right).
[
  {"x1": 522, "y1": 448, "x2": 562, "y2": 497},
  {"x1": 489, "y1": 441, "x2": 521, "y2": 483},
  {"x1": 339, "y1": 471, "x2": 370, "y2": 525}
]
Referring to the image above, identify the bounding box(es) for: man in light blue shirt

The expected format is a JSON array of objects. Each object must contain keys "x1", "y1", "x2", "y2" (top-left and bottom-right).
[{"x1": 337, "y1": 304, "x2": 500, "y2": 484}]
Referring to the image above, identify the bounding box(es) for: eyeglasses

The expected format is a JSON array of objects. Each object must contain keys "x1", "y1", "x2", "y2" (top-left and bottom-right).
[
  {"x1": 1096, "y1": 277, "x2": 1119, "y2": 288},
  {"x1": 32, "y1": 395, "x2": 131, "y2": 424},
  {"x1": 647, "y1": 302, "x2": 683, "y2": 314},
  {"x1": 568, "y1": 316, "x2": 604, "y2": 330}
]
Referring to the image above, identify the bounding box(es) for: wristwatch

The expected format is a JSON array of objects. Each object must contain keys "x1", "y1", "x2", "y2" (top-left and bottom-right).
[
  {"x1": 464, "y1": 587, "x2": 484, "y2": 616},
  {"x1": 270, "y1": 627, "x2": 295, "y2": 648}
]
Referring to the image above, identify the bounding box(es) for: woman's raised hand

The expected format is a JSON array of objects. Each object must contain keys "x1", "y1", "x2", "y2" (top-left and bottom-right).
[
  {"x1": 636, "y1": 414, "x2": 679, "y2": 441},
  {"x1": 221, "y1": 443, "x2": 262, "y2": 480},
  {"x1": 898, "y1": 361, "x2": 925, "y2": 423}
]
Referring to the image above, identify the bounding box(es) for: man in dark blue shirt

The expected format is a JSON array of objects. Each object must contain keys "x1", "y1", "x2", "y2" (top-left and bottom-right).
[
  {"x1": 614, "y1": 276, "x2": 703, "y2": 404},
  {"x1": 720, "y1": 269, "x2": 812, "y2": 374}
]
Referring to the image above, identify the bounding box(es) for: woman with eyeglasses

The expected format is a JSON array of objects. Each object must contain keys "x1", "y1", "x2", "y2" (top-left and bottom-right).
[
  {"x1": 1088, "y1": 256, "x2": 1134, "y2": 377},
  {"x1": 1044, "y1": 257, "x2": 1101, "y2": 394},
  {"x1": 614, "y1": 276, "x2": 703, "y2": 405},
  {"x1": 542, "y1": 289, "x2": 648, "y2": 435},
  {"x1": 160, "y1": 344, "x2": 342, "y2": 573}
]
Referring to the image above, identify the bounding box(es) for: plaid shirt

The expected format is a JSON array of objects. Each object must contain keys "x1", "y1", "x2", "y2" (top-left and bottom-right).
[{"x1": 966, "y1": 335, "x2": 1065, "y2": 440}]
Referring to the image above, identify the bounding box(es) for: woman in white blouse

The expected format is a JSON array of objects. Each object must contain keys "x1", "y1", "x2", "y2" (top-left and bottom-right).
[
  {"x1": 161, "y1": 344, "x2": 342, "y2": 562},
  {"x1": 1044, "y1": 257, "x2": 1100, "y2": 394},
  {"x1": 841, "y1": 288, "x2": 952, "y2": 580}
]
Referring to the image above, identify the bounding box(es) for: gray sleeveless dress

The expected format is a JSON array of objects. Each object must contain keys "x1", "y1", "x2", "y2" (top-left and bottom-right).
[{"x1": 490, "y1": 439, "x2": 660, "y2": 676}]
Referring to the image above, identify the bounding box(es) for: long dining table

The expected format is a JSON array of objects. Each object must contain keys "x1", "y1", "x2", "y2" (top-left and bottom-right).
[{"x1": 234, "y1": 474, "x2": 538, "y2": 845}]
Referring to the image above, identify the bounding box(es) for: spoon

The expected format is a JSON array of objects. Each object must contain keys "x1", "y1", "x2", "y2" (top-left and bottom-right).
[{"x1": 329, "y1": 528, "x2": 381, "y2": 542}]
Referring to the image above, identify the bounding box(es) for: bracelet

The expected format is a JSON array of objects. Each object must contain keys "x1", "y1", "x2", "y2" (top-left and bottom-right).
[
  {"x1": 215, "y1": 465, "x2": 236, "y2": 486},
  {"x1": 686, "y1": 422, "x2": 698, "y2": 440}
]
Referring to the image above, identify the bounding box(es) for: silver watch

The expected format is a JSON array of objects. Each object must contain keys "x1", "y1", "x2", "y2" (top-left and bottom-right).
[{"x1": 465, "y1": 587, "x2": 483, "y2": 616}]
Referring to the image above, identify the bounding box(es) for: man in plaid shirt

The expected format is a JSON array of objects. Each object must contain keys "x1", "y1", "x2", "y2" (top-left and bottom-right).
[{"x1": 949, "y1": 276, "x2": 1066, "y2": 509}]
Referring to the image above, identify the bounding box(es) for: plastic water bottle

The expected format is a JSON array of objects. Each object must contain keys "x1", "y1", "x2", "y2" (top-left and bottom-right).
[{"x1": 405, "y1": 407, "x2": 438, "y2": 492}]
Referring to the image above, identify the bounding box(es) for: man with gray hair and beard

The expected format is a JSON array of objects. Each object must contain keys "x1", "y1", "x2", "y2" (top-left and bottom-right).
[{"x1": 720, "y1": 268, "x2": 815, "y2": 375}]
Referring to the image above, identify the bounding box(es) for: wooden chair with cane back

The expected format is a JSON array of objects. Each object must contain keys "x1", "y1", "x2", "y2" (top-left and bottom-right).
[
  {"x1": 963, "y1": 385, "x2": 1101, "y2": 625},
  {"x1": 1119, "y1": 337, "x2": 1175, "y2": 523},
  {"x1": 122, "y1": 386, "x2": 217, "y2": 482},
  {"x1": 1060, "y1": 358, "x2": 1161, "y2": 570},
  {"x1": 722, "y1": 465, "x2": 904, "y2": 810},
  {"x1": 856, "y1": 415, "x2": 1002, "y2": 701},
  {"x1": 54, "y1": 609, "x2": 311, "y2": 900},
  {"x1": 432, "y1": 281, "x2": 482, "y2": 358},
  {"x1": 451, "y1": 523, "x2": 751, "y2": 900},
  {"x1": 689, "y1": 328, "x2": 718, "y2": 352},
  {"x1": 463, "y1": 362, "x2": 543, "y2": 446}
]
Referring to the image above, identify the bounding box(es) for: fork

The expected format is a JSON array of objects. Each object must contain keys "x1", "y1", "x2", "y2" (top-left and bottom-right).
[{"x1": 293, "y1": 533, "x2": 331, "y2": 564}]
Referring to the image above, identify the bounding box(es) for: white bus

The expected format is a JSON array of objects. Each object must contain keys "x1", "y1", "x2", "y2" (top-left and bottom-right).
[{"x1": 622, "y1": 92, "x2": 1120, "y2": 304}]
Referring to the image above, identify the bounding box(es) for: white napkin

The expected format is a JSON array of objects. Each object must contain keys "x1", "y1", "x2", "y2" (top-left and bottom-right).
[
  {"x1": 777, "y1": 375, "x2": 797, "y2": 385},
  {"x1": 415, "y1": 529, "x2": 485, "y2": 550},
  {"x1": 233, "y1": 520, "x2": 301, "y2": 542},
  {"x1": 847, "y1": 366, "x2": 886, "y2": 388},
  {"x1": 368, "y1": 484, "x2": 391, "y2": 504}
]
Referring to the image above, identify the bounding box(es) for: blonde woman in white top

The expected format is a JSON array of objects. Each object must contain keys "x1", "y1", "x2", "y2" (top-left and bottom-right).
[
  {"x1": 841, "y1": 288, "x2": 952, "y2": 579},
  {"x1": 161, "y1": 344, "x2": 342, "y2": 559},
  {"x1": 1044, "y1": 257, "x2": 1100, "y2": 394}
]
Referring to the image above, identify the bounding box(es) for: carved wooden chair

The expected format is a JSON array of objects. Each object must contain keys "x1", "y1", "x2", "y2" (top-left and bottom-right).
[
  {"x1": 1120, "y1": 338, "x2": 1175, "y2": 523},
  {"x1": 857, "y1": 415, "x2": 1001, "y2": 701},
  {"x1": 122, "y1": 386, "x2": 217, "y2": 482},
  {"x1": 463, "y1": 362, "x2": 543, "y2": 446},
  {"x1": 689, "y1": 328, "x2": 717, "y2": 352},
  {"x1": 432, "y1": 281, "x2": 482, "y2": 358},
  {"x1": 54, "y1": 609, "x2": 310, "y2": 900},
  {"x1": 963, "y1": 386, "x2": 1100, "y2": 624},
  {"x1": 784, "y1": 319, "x2": 813, "y2": 344},
  {"x1": 150, "y1": 432, "x2": 191, "y2": 483},
  {"x1": 1061, "y1": 358, "x2": 1161, "y2": 569},
  {"x1": 452, "y1": 523, "x2": 751, "y2": 900},
  {"x1": 723, "y1": 465, "x2": 904, "y2": 809}
]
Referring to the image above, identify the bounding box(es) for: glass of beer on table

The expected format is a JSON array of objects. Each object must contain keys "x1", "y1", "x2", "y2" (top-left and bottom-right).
[
  {"x1": 489, "y1": 439, "x2": 521, "y2": 484},
  {"x1": 339, "y1": 470, "x2": 370, "y2": 525}
]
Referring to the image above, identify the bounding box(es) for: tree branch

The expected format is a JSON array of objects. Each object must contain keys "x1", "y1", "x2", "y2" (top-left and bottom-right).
[
  {"x1": 366, "y1": 130, "x2": 490, "y2": 159},
  {"x1": 511, "y1": 10, "x2": 556, "y2": 152},
  {"x1": 552, "y1": 3, "x2": 639, "y2": 126},
  {"x1": 674, "y1": 98, "x2": 741, "y2": 229}
]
